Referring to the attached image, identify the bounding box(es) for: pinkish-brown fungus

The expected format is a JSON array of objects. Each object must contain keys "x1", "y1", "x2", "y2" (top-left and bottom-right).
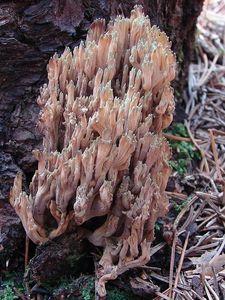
[{"x1": 10, "y1": 6, "x2": 176, "y2": 296}]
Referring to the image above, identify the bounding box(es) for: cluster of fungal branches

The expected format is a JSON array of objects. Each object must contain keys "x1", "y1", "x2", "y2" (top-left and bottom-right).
[{"x1": 10, "y1": 6, "x2": 176, "y2": 297}]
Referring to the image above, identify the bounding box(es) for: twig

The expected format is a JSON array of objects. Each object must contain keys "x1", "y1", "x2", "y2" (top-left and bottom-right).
[
  {"x1": 212, "y1": 128, "x2": 225, "y2": 136},
  {"x1": 191, "y1": 289, "x2": 207, "y2": 300},
  {"x1": 209, "y1": 129, "x2": 222, "y2": 180},
  {"x1": 150, "y1": 242, "x2": 166, "y2": 256},
  {"x1": 163, "y1": 133, "x2": 201, "y2": 142},
  {"x1": 25, "y1": 235, "x2": 29, "y2": 270},
  {"x1": 185, "y1": 120, "x2": 210, "y2": 173},
  {"x1": 204, "y1": 279, "x2": 220, "y2": 300},
  {"x1": 173, "y1": 196, "x2": 198, "y2": 230},
  {"x1": 13, "y1": 288, "x2": 27, "y2": 300},
  {"x1": 150, "y1": 272, "x2": 191, "y2": 291},
  {"x1": 212, "y1": 267, "x2": 220, "y2": 298},
  {"x1": 197, "y1": 53, "x2": 220, "y2": 87},
  {"x1": 169, "y1": 230, "x2": 177, "y2": 298},
  {"x1": 210, "y1": 234, "x2": 225, "y2": 260},
  {"x1": 154, "y1": 290, "x2": 171, "y2": 300},
  {"x1": 172, "y1": 232, "x2": 190, "y2": 300},
  {"x1": 166, "y1": 191, "x2": 187, "y2": 200},
  {"x1": 222, "y1": 181, "x2": 225, "y2": 205}
]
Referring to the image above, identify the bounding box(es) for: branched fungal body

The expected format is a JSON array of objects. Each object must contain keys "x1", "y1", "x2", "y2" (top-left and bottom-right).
[{"x1": 10, "y1": 6, "x2": 176, "y2": 296}]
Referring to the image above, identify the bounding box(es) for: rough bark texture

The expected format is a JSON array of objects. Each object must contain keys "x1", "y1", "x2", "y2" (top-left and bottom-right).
[
  {"x1": 0, "y1": 0, "x2": 203, "y2": 204},
  {"x1": 0, "y1": 204, "x2": 25, "y2": 270},
  {"x1": 25, "y1": 233, "x2": 92, "y2": 284}
]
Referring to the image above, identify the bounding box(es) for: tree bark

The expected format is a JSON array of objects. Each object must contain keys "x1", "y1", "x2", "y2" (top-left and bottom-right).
[{"x1": 0, "y1": 0, "x2": 204, "y2": 203}]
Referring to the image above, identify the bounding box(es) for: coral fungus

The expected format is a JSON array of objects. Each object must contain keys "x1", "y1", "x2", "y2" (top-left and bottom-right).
[{"x1": 10, "y1": 6, "x2": 176, "y2": 296}]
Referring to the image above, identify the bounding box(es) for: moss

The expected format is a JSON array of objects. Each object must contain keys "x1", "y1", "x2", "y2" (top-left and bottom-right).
[
  {"x1": 0, "y1": 284, "x2": 17, "y2": 300},
  {"x1": 169, "y1": 123, "x2": 188, "y2": 137},
  {"x1": 155, "y1": 221, "x2": 162, "y2": 233},
  {"x1": 173, "y1": 196, "x2": 192, "y2": 214},
  {"x1": 165, "y1": 122, "x2": 201, "y2": 176},
  {"x1": 107, "y1": 289, "x2": 139, "y2": 300},
  {"x1": 80, "y1": 277, "x2": 95, "y2": 300},
  {"x1": 168, "y1": 159, "x2": 187, "y2": 176},
  {"x1": 43, "y1": 275, "x2": 79, "y2": 294},
  {"x1": 0, "y1": 272, "x2": 24, "y2": 300},
  {"x1": 41, "y1": 275, "x2": 95, "y2": 299}
]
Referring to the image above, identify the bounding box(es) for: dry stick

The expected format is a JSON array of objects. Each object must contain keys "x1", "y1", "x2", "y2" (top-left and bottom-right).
[
  {"x1": 199, "y1": 174, "x2": 219, "y2": 193},
  {"x1": 210, "y1": 234, "x2": 225, "y2": 259},
  {"x1": 205, "y1": 279, "x2": 220, "y2": 300},
  {"x1": 201, "y1": 265, "x2": 212, "y2": 300},
  {"x1": 211, "y1": 102, "x2": 225, "y2": 115},
  {"x1": 178, "y1": 205, "x2": 195, "y2": 234},
  {"x1": 189, "y1": 102, "x2": 201, "y2": 120},
  {"x1": 212, "y1": 128, "x2": 225, "y2": 136},
  {"x1": 25, "y1": 235, "x2": 29, "y2": 269},
  {"x1": 163, "y1": 133, "x2": 201, "y2": 143},
  {"x1": 212, "y1": 266, "x2": 220, "y2": 299},
  {"x1": 185, "y1": 120, "x2": 210, "y2": 174},
  {"x1": 173, "y1": 288, "x2": 188, "y2": 300},
  {"x1": 219, "y1": 160, "x2": 225, "y2": 176},
  {"x1": 186, "y1": 242, "x2": 219, "y2": 252},
  {"x1": 150, "y1": 272, "x2": 191, "y2": 291},
  {"x1": 206, "y1": 217, "x2": 218, "y2": 228},
  {"x1": 197, "y1": 53, "x2": 220, "y2": 87},
  {"x1": 205, "y1": 225, "x2": 225, "y2": 231},
  {"x1": 197, "y1": 212, "x2": 217, "y2": 230},
  {"x1": 191, "y1": 289, "x2": 207, "y2": 300},
  {"x1": 195, "y1": 191, "x2": 219, "y2": 201},
  {"x1": 223, "y1": 26, "x2": 225, "y2": 66},
  {"x1": 154, "y1": 289, "x2": 171, "y2": 300},
  {"x1": 150, "y1": 242, "x2": 166, "y2": 256},
  {"x1": 202, "y1": 196, "x2": 222, "y2": 215},
  {"x1": 169, "y1": 230, "x2": 178, "y2": 299},
  {"x1": 209, "y1": 129, "x2": 222, "y2": 180},
  {"x1": 204, "y1": 283, "x2": 214, "y2": 300},
  {"x1": 222, "y1": 181, "x2": 225, "y2": 205},
  {"x1": 13, "y1": 287, "x2": 27, "y2": 300},
  {"x1": 166, "y1": 191, "x2": 187, "y2": 200},
  {"x1": 197, "y1": 53, "x2": 209, "y2": 86},
  {"x1": 172, "y1": 232, "x2": 190, "y2": 300},
  {"x1": 179, "y1": 199, "x2": 206, "y2": 234},
  {"x1": 173, "y1": 196, "x2": 198, "y2": 230},
  {"x1": 185, "y1": 231, "x2": 212, "y2": 256},
  {"x1": 179, "y1": 273, "x2": 191, "y2": 293},
  {"x1": 183, "y1": 290, "x2": 194, "y2": 300}
]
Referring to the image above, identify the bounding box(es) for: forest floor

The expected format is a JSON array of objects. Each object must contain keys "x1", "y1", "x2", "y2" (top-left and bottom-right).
[
  {"x1": 1, "y1": 1, "x2": 225, "y2": 299},
  {"x1": 156, "y1": 1, "x2": 225, "y2": 299}
]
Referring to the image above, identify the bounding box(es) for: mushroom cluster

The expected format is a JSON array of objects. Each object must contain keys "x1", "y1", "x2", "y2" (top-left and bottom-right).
[{"x1": 10, "y1": 6, "x2": 176, "y2": 296}]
